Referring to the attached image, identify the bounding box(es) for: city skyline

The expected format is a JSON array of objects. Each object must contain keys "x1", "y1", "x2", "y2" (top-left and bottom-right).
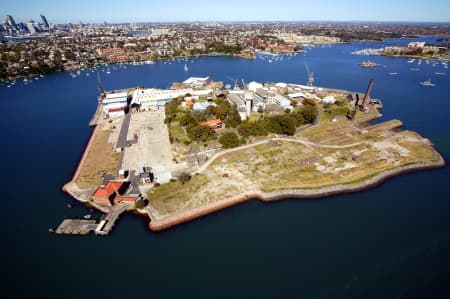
[{"x1": 2, "y1": 0, "x2": 450, "y2": 23}]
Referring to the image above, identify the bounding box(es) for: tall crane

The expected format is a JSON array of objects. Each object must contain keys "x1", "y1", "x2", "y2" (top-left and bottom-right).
[{"x1": 304, "y1": 62, "x2": 314, "y2": 87}]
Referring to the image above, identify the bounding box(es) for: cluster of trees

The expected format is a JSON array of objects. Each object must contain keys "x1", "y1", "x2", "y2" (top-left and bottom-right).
[
  {"x1": 219, "y1": 132, "x2": 241, "y2": 149},
  {"x1": 165, "y1": 96, "x2": 319, "y2": 148},
  {"x1": 165, "y1": 97, "x2": 242, "y2": 143},
  {"x1": 206, "y1": 41, "x2": 243, "y2": 54},
  {"x1": 238, "y1": 101, "x2": 319, "y2": 137},
  {"x1": 187, "y1": 124, "x2": 216, "y2": 142}
]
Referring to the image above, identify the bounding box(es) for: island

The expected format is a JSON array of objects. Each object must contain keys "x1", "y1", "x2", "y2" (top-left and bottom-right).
[{"x1": 62, "y1": 77, "x2": 445, "y2": 235}]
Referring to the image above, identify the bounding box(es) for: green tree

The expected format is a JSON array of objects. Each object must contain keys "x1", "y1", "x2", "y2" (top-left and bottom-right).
[
  {"x1": 298, "y1": 105, "x2": 318, "y2": 124},
  {"x1": 223, "y1": 104, "x2": 241, "y2": 128},
  {"x1": 213, "y1": 107, "x2": 228, "y2": 120},
  {"x1": 302, "y1": 98, "x2": 317, "y2": 106},
  {"x1": 187, "y1": 125, "x2": 216, "y2": 142},
  {"x1": 266, "y1": 114, "x2": 297, "y2": 135},
  {"x1": 135, "y1": 199, "x2": 147, "y2": 209},
  {"x1": 238, "y1": 120, "x2": 268, "y2": 137},
  {"x1": 179, "y1": 113, "x2": 195, "y2": 127},
  {"x1": 219, "y1": 132, "x2": 240, "y2": 149}
]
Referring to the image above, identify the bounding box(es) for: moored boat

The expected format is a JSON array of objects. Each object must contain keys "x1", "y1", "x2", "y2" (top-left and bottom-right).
[
  {"x1": 360, "y1": 60, "x2": 377, "y2": 68},
  {"x1": 420, "y1": 79, "x2": 436, "y2": 87}
]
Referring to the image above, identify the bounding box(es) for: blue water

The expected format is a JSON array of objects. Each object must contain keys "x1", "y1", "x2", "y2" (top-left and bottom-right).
[{"x1": 2, "y1": 37, "x2": 450, "y2": 299}]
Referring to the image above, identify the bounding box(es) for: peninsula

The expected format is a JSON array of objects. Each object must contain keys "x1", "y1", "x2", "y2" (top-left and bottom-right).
[{"x1": 62, "y1": 77, "x2": 445, "y2": 234}]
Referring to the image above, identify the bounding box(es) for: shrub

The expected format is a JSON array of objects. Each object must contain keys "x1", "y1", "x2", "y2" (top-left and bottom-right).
[
  {"x1": 178, "y1": 172, "x2": 191, "y2": 184},
  {"x1": 219, "y1": 132, "x2": 240, "y2": 149},
  {"x1": 135, "y1": 199, "x2": 147, "y2": 209},
  {"x1": 298, "y1": 105, "x2": 318, "y2": 124}
]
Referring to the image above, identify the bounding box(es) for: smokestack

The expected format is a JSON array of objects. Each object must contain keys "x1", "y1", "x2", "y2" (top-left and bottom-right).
[{"x1": 361, "y1": 79, "x2": 374, "y2": 110}]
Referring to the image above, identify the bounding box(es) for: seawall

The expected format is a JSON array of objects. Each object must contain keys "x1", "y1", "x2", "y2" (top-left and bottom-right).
[
  {"x1": 62, "y1": 125, "x2": 99, "y2": 192},
  {"x1": 148, "y1": 158, "x2": 446, "y2": 232}
]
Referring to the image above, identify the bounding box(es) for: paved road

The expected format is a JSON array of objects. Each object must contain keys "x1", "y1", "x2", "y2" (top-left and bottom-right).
[{"x1": 116, "y1": 113, "x2": 131, "y2": 149}]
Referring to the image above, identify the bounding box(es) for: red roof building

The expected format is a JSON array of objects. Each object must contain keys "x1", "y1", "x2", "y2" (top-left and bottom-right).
[
  {"x1": 92, "y1": 181, "x2": 127, "y2": 206},
  {"x1": 200, "y1": 119, "x2": 223, "y2": 130}
]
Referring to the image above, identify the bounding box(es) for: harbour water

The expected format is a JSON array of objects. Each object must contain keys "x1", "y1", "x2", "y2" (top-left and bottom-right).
[{"x1": 2, "y1": 37, "x2": 450, "y2": 298}]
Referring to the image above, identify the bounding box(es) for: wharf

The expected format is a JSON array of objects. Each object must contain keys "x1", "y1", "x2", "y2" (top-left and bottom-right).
[
  {"x1": 95, "y1": 203, "x2": 129, "y2": 235},
  {"x1": 55, "y1": 219, "x2": 97, "y2": 235}
]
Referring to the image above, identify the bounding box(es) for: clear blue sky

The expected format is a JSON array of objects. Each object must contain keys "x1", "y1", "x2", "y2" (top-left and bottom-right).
[{"x1": 2, "y1": 0, "x2": 450, "y2": 23}]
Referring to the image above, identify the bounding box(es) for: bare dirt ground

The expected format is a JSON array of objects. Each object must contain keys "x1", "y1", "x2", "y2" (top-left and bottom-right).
[{"x1": 75, "y1": 126, "x2": 120, "y2": 189}]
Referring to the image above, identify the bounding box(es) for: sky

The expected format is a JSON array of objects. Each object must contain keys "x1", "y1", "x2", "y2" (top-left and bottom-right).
[{"x1": 2, "y1": 0, "x2": 450, "y2": 23}]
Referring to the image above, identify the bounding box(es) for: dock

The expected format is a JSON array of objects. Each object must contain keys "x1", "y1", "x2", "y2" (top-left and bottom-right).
[
  {"x1": 95, "y1": 203, "x2": 129, "y2": 235},
  {"x1": 55, "y1": 219, "x2": 97, "y2": 235}
]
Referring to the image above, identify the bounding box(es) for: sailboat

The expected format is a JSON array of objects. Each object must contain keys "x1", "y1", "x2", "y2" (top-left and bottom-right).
[
  {"x1": 184, "y1": 63, "x2": 189, "y2": 72},
  {"x1": 420, "y1": 79, "x2": 436, "y2": 87}
]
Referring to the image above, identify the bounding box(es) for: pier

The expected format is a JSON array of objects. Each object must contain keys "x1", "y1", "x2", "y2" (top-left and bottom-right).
[
  {"x1": 95, "y1": 203, "x2": 129, "y2": 235},
  {"x1": 55, "y1": 219, "x2": 97, "y2": 235}
]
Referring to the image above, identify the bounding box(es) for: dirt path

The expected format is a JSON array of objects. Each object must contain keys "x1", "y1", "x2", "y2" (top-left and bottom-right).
[{"x1": 196, "y1": 137, "x2": 365, "y2": 174}]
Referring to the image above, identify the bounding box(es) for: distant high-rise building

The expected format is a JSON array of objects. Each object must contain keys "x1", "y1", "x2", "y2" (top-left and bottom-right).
[
  {"x1": 40, "y1": 14, "x2": 49, "y2": 29},
  {"x1": 6, "y1": 15, "x2": 17, "y2": 27},
  {"x1": 26, "y1": 21, "x2": 40, "y2": 34}
]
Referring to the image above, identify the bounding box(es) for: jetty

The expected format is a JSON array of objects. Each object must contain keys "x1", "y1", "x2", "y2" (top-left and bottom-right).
[{"x1": 55, "y1": 219, "x2": 97, "y2": 235}]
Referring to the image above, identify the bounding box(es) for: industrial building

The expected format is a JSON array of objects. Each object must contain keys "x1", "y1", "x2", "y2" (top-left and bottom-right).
[
  {"x1": 131, "y1": 87, "x2": 213, "y2": 111},
  {"x1": 227, "y1": 91, "x2": 265, "y2": 120},
  {"x1": 182, "y1": 76, "x2": 211, "y2": 88},
  {"x1": 102, "y1": 92, "x2": 129, "y2": 118}
]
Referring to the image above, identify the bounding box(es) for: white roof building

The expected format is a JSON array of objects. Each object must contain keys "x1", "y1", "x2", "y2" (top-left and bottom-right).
[
  {"x1": 248, "y1": 81, "x2": 263, "y2": 92},
  {"x1": 288, "y1": 92, "x2": 306, "y2": 99},
  {"x1": 102, "y1": 92, "x2": 129, "y2": 115},
  {"x1": 183, "y1": 76, "x2": 211, "y2": 88},
  {"x1": 275, "y1": 82, "x2": 287, "y2": 88},
  {"x1": 131, "y1": 88, "x2": 215, "y2": 110},
  {"x1": 320, "y1": 96, "x2": 336, "y2": 104},
  {"x1": 274, "y1": 94, "x2": 292, "y2": 108},
  {"x1": 103, "y1": 92, "x2": 128, "y2": 105}
]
